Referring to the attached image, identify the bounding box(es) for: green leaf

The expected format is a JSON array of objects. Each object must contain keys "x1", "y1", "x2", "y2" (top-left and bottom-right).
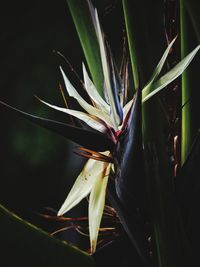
[
  {"x1": 142, "y1": 45, "x2": 200, "y2": 102},
  {"x1": 145, "y1": 36, "x2": 177, "y2": 88},
  {"x1": 0, "y1": 100, "x2": 114, "y2": 151},
  {"x1": 67, "y1": 0, "x2": 104, "y2": 97},
  {"x1": 0, "y1": 204, "x2": 94, "y2": 267}
]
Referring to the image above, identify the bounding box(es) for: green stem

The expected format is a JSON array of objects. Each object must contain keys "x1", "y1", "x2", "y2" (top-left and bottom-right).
[
  {"x1": 180, "y1": 0, "x2": 200, "y2": 164},
  {"x1": 122, "y1": 0, "x2": 139, "y2": 90},
  {"x1": 180, "y1": 0, "x2": 191, "y2": 164}
]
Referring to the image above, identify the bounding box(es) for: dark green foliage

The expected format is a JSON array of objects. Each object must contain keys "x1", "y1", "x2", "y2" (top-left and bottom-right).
[{"x1": 0, "y1": 204, "x2": 94, "y2": 267}]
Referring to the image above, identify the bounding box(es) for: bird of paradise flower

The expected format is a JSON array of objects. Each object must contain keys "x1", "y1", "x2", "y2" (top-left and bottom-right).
[
  {"x1": 36, "y1": 6, "x2": 200, "y2": 253},
  {"x1": 0, "y1": 2, "x2": 199, "y2": 255}
]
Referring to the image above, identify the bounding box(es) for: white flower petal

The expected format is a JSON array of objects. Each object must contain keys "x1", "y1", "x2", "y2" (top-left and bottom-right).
[
  {"x1": 82, "y1": 62, "x2": 110, "y2": 113},
  {"x1": 123, "y1": 99, "x2": 133, "y2": 118},
  {"x1": 60, "y1": 67, "x2": 112, "y2": 127},
  {"x1": 38, "y1": 98, "x2": 107, "y2": 133},
  {"x1": 58, "y1": 158, "x2": 109, "y2": 216},
  {"x1": 117, "y1": 99, "x2": 134, "y2": 130},
  {"x1": 89, "y1": 162, "x2": 112, "y2": 254},
  {"x1": 95, "y1": 9, "x2": 122, "y2": 130}
]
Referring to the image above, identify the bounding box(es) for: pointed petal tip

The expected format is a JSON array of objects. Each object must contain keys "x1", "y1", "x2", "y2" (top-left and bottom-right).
[
  {"x1": 34, "y1": 95, "x2": 43, "y2": 104},
  {"x1": 57, "y1": 208, "x2": 64, "y2": 217},
  {"x1": 57, "y1": 212, "x2": 62, "y2": 217},
  {"x1": 90, "y1": 240, "x2": 96, "y2": 254},
  {"x1": 59, "y1": 66, "x2": 66, "y2": 80},
  {"x1": 59, "y1": 65, "x2": 63, "y2": 73},
  {"x1": 82, "y1": 62, "x2": 87, "y2": 77},
  {"x1": 94, "y1": 8, "x2": 100, "y2": 30}
]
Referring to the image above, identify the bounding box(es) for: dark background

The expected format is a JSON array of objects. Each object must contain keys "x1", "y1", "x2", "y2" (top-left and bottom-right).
[{"x1": 0, "y1": 0, "x2": 124, "y2": 246}]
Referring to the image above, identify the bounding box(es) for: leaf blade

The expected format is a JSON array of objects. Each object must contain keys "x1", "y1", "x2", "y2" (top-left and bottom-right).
[
  {"x1": 0, "y1": 204, "x2": 94, "y2": 267},
  {"x1": 145, "y1": 36, "x2": 177, "y2": 88},
  {"x1": 142, "y1": 45, "x2": 200, "y2": 102}
]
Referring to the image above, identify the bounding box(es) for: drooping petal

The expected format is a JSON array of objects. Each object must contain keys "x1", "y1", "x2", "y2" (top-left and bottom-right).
[
  {"x1": 58, "y1": 158, "x2": 110, "y2": 216},
  {"x1": 82, "y1": 62, "x2": 110, "y2": 113},
  {"x1": 95, "y1": 9, "x2": 123, "y2": 130},
  {"x1": 60, "y1": 67, "x2": 112, "y2": 127},
  {"x1": 142, "y1": 45, "x2": 200, "y2": 102},
  {"x1": 89, "y1": 162, "x2": 112, "y2": 254},
  {"x1": 38, "y1": 98, "x2": 108, "y2": 133}
]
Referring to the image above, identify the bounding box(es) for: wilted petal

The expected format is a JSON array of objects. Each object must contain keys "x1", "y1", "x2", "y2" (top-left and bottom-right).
[
  {"x1": 89, "y1": 161, "x2": 112, "y2": 254},
  {"x1": 60, "y1": 67, "x2": 112, "y2": 127},
  {"x1": 38, "y1": 98, "x2": 108, "y2": 133},
  {"x1": 58, "y1": 158, "x2": 110, "y2": 216}
]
